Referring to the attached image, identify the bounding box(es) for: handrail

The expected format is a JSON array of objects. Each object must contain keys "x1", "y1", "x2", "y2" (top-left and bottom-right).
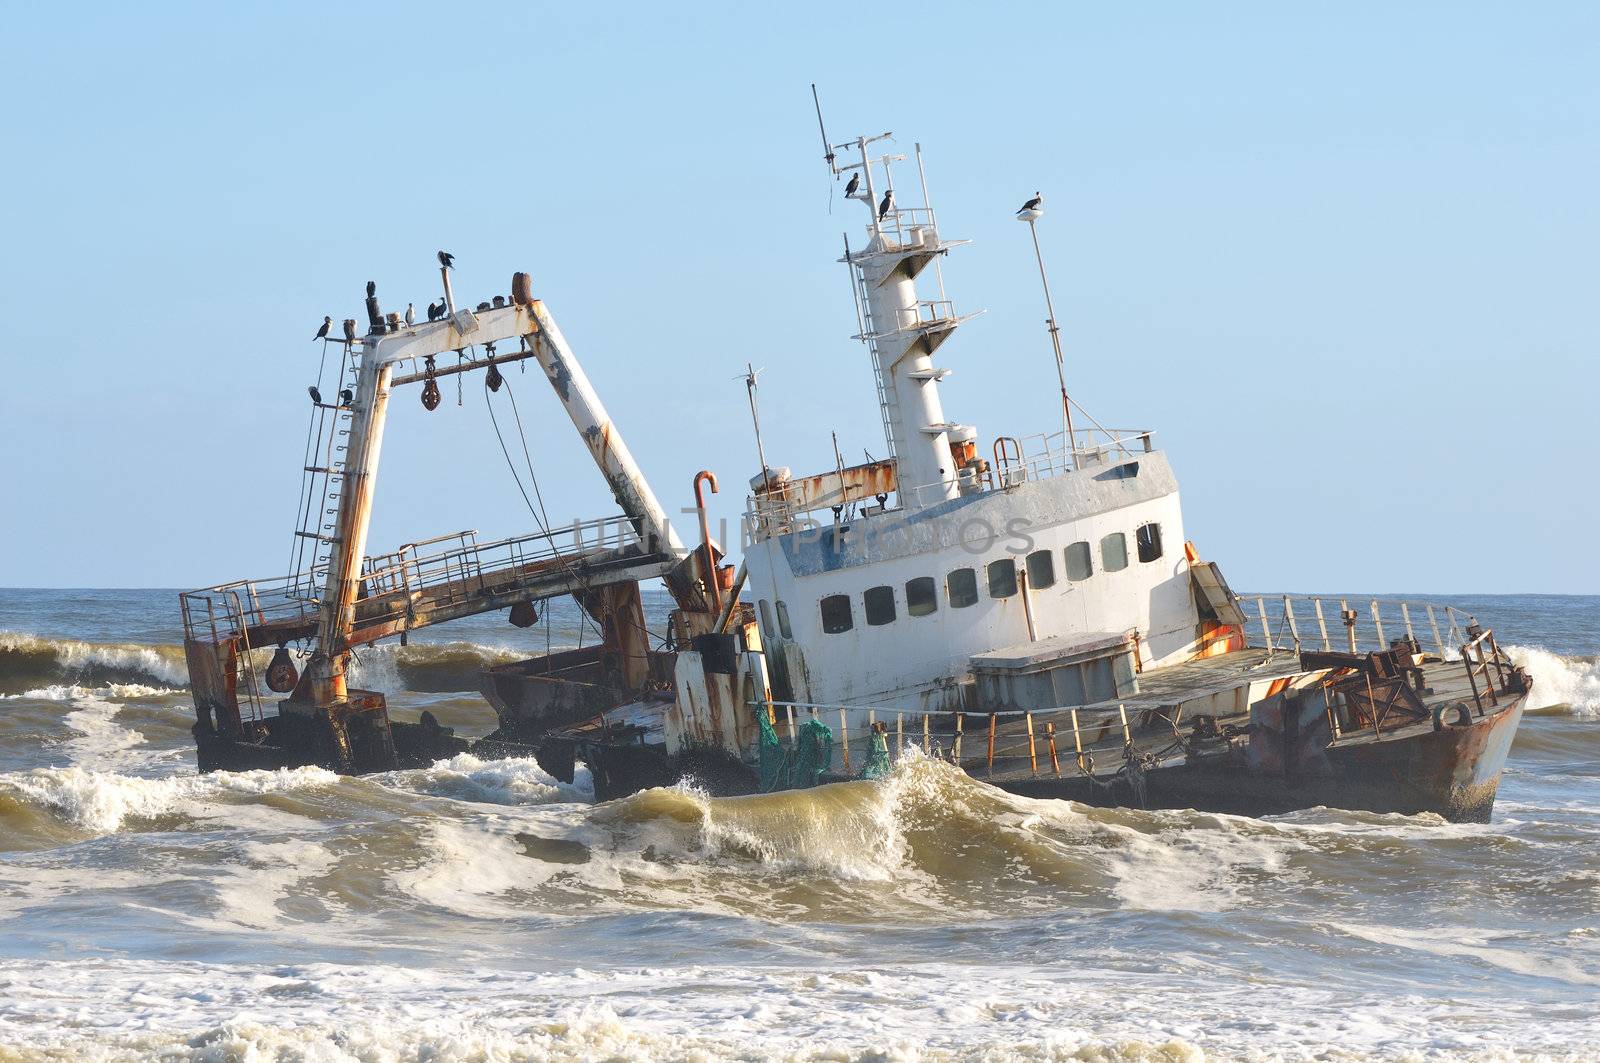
[
  {"x1": 179, "y1": 514, "x2": 646, "y2": 651},
  {"x1": 1239, "y1": 594, "x2": 1477, "y2": 661}
]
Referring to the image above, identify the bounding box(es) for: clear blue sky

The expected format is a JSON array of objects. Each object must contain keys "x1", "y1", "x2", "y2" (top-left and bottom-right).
[{"x1": 1, "y1": 2, "x2": 1594, "y2": 593}]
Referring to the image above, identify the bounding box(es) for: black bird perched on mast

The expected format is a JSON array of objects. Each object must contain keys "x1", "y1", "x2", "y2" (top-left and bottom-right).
[
  {"x1": 1017, "y1": 191, "x2": 1043, "y2": 215},
  {"x1": 307, "y1": 385, "x2": 322, "y2": 404},
  {"x1": 313, "y1": 316, "x2": 331, "y2": 341},
  {"x1": 437, "y1": 250, "x2": 454, "y2": 270},
  {"x1": 844, "y1": 172, "x2": 860, "y2": 198},
  {"x1": 340, "y1": 388, "x2": 354, "y2": 407},
  {"x1": 877, "y1": 188, "x2": 894, "y2": 220},
  {"x1": 366, "y1": 280, "x2": 376, "y2": 298}
]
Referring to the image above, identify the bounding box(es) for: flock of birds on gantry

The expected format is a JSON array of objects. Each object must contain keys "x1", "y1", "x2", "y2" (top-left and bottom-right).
[
  {"x1": 310, "y1": 250, "x2": 460, "y2": 346},
  {"x1": 305, "y1": 184, "x2": 1043, "y2": 401}
]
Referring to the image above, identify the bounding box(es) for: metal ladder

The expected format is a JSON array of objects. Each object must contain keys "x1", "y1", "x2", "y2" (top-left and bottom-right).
[
  {"x1": 852, "y1": 260, "x2": 901, "y2": 464},
  {"x1": 288, "y1": 342, "x2": 359, "y2": 602}
]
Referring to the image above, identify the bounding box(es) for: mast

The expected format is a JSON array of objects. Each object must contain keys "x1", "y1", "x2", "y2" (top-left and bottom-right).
[
  {"x1": 833, "y1": 132, "x2": 975, "y2": 511},
  {"x1": 1019, "y1": 204, "x2": 1078, "y2": 467}
]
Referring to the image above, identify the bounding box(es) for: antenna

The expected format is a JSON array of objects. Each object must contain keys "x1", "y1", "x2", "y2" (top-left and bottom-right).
[
  {"x1": 744, "y1": 363, "x2": 773, "y2": 494},
  {"x1": 811, "y1": 83, "x2": 837, "y2": 174},
  {"x1": 1018, "y1": 198, "x2": 1079, "y2": 469}
]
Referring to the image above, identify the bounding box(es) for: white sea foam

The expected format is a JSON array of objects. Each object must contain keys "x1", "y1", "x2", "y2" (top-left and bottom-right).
[
  {"x1": 0, "y1": 957, "x2": 1594, "y2": 1062},
  {"x1": 385, "y1": 752, "x2": 592, "y2": 806},
  {"x1": 1508, "y1": 645, "x2": 1600, "y2": 716},
  {"x1": 0, "y1": 764, "x2": 339, "y2": 834},
  {"x1": 0, "y1": 682, "x2": 181, "y2": 702}
]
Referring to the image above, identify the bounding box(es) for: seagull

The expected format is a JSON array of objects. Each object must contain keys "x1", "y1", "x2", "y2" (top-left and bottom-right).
[
  {"x1": 844, "y1": 172, "x2": 860, "y2": 197},
  {"x1": 366, "y1": 280, "x2": 376, "y2": 298},
  {"x1": 405, "y1": 302, "x2": 415, "y2": 326},
  {"x1": 437, "y1": 250, "x2": 455, "y2": 270},
  {"x1": 308, "y1": 385, "x2": 322, "y2": 404},
  {"x1": 340, "y1": 388, "x2": 354, "y2": 407},
  {"x1": 877, "y1": 188, "x2": 894, "y2": 220},
  {"x1": 313, "y1": 316, "x2": 331, "y2": 341},
  {"x1": 1016, "y1": 191, "x2": 1043, "y2": 215}
]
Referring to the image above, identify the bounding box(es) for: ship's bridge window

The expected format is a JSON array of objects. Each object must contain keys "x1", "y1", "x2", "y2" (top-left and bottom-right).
[
  {"x1": 906, "y1": 576, "x2": 938, "y2": 617},
  {"x1": 1101, "y1": 532, "x2": 1128, "y2": 573},
  {"x1": 864, "y1": 585, "x2": 896, "y2": 626},
  {"x1": 988, "y1": 558, "x2": 1018, "y2": 598},
  {"x1": 776, "y1": 601, "x2": 793, "y2": 639},
  {"x1": 948, "y1": 568, "x2": 979, "y2": 608},
  {"x1": 759, "y1": 599, "x2": 775, "y2": 639},
  {"x1": 1025, "y1": 549, "x2": 1055, "y2": 589},
  {"x1": 1065, "y1": 541, "x2": 1094, "y2": 582},
  {"x1": 820, "y1": 594, "x2": 854, "y2": 634},
  {"x1": 1136, "y1": 522, "x2": 1163, "y2": 563}
]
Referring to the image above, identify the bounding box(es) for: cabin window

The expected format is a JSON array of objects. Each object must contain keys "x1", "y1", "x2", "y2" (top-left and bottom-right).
[
  {"x1": 1136, "y1": 522, "x2": 1163, "y2": 563},
  {"x1": 776, "y1": 600, "x2": 793, "y2": 638},
  {"x1": 1065, "y1": 541, "x2": 1094, "y2": 582},
  {"x1": 906, "y1": 576, "x2": 938, "y2": 617},
  {"x1": 1101, "y1": 532, "x2": 1128, "y2": 573},
  {"x1": 1025, "y1": 549, "x2": 1055, "y2": 589},
  {"x1": 864, "y1": 585, "x2": 896, "y2": 626},
  {"x1": 758, "y1": 599, "x2": 775, "y2": 638},
  {"x1": 948, "y1": 568, "x2": 979, "y2": 608},
  {"x1": 820, "y1": 594, "x2": 853, "y2": 634},
  {"x1": 988, "y1": 558, "x2": 1018, "y2": 598}
]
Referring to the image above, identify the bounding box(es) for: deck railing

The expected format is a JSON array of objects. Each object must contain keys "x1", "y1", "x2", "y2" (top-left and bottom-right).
[
  {"x1": 1241, "y1": 594, "x2": 1479, "y2": 661},
  {"x1": 744, "y1": 426, "x2": 1156, "y2": 536}
]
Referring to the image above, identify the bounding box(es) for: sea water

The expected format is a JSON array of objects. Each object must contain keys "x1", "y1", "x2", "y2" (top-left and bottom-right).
[{"x1": 0, "y1": 588, "x2": 1596, "y2": 1061}]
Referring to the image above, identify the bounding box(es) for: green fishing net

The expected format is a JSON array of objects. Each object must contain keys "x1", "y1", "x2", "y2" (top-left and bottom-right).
[
  {"x1": 757, "y1": 710, "x2": 833, "y2": 793},
  {"x1": 857, "y1": 727, "x2": 892, "y2": 780}
]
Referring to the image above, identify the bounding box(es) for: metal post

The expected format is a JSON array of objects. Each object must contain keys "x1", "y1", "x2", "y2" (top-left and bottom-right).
[
  {"x1": 896, "y1": 711, "x2": 903, "y2": 758},
  {"x1": 1283, "y1": 596, "x2": 1300, "y2": 650},
  {"x1": 987, "y1": 713, "x2": 997, "y2": 776},
  {"x1": 839, "y1": 706, "x2": 850, "y2": 772},
  {"x1": 1257, "y1": 596, "x2": 1274, "y2": 651},
  {"x1": 1023, "y1": 215, "x2": 1078, "y2": 468},
  {"x1": 1026, "y1": 713, "x2": 1038, "y2": 775},
  {"x1": 527, "y1": 302, "x2": 687, "y2": 560},
  {"x1": 1313, "y1": 597, "x2": 1331, "y2": 650},
  {"x1": 1070, "y1": 709, "x2": 1084, "y2": 772},
  {"x1": 1401, "y1": 602, "x2": 1417, "y2": 647},
  {"x1": 1045, "y1": 721, "x2": 1061, "y2": 776},
  {"x1": 1370, "y1": 600, "x2": 1386, "y2": 647},
  {"x1": 1426, "y1": 605, "x2": 1446, "y2": 658}
]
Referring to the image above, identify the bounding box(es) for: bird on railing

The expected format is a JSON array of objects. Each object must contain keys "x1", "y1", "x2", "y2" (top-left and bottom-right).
[
  {"x1": 877, "y1": 188, "x2": 894, "y2": 220},
  {"x1": 340, "y1": 388, "x2": 354, "y2": 407},
  {"x1": 313, "y1": 316, "x2": 331, "y2": 341},
  {"x1": 844, "y1": 172, "x2": 860, "y2": 198},
  {"x1": 307, "y1": 385, "x2": 322, "y2": 404},
  {"x1": 405, "y1": 302, "x2": 415, "y2": 327},
  {"x1": 437, "y1": 250, "x2": 454, "y2": 270},
  {"x1": 1016, "y1": 191, "x2": 1043, "y2": 215},
  {"x1": 427, "y1": 300, "x2": 443, "y2": 322}
]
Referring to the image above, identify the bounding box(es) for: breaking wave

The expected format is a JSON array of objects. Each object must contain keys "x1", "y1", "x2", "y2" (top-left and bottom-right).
[
  {"x1": 0, "y1": 630, "x2": 531, "y2": 695},
  {"x1": 0, "y1": 632, "x2": 188, "y2": 694},
  {"x1": 1508, "y1": 644, "x2": 1600, "y2": 716},
  {"x1": 0, "y1": 765, "x2": 339, "y2": 837}
]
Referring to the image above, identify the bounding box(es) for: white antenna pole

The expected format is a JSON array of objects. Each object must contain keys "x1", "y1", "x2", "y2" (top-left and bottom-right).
[
  {"x1": 745, "y1": 363, "x2": 772, "y2": 493},
  {"x1": 1024, "y1": 212, "x2": 1078, "y2": 468}
]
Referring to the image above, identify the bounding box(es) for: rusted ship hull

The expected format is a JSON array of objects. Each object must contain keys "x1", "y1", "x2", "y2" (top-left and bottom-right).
[{"x1": 998, "y1": 695, "x2": 1525, "y2": 823}]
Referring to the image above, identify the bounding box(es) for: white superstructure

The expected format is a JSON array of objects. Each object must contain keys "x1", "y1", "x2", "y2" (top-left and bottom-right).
[{"x1": 740, "y1": 131, "x2": 1207, "y2": 719}]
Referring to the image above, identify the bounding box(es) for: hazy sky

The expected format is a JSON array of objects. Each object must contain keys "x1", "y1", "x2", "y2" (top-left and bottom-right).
[{"x1": 1, "y1": 2, "x2": 1595, "y2": 593}]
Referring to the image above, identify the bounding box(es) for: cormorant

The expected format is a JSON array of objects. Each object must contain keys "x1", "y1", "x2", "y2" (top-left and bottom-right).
[
  {"x1": 427, "y1": 300, "x2": 442, "y2": 322},
  {"x1": 405, "y1": 302, "x2": 415, "y2": 326},
  {"x1": 366, "y1": 280, "x2": 376, "y2": 298},
  {"x1": 877, "y1": 188, "x2": 894, "y2": 221},
  {"x1": 313, "y1": 316, "x2": 331, "y2": 341},
  {"x1": 340, "y1": 388, "x2": 354, "y2": 407},
  {"x1": 1017, "y1": 191, "x2": 1043, "y2": 215},
  {"x1": 438, "y1": 250, "x2": 455, "y2": 270},
  {"x1": 844, "y1": 172, "x2": 860, "y2": 197},
  {"x1": 307, "y1": 386, "x2": 322, "y2": 404}
]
